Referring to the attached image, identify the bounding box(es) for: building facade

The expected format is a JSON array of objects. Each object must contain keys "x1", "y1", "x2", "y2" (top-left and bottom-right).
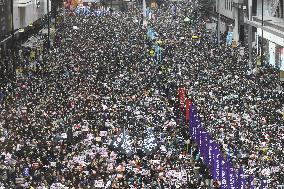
[
  {"x1": 212, "y1": 0, "x2": 245, "y2": 44},
  {"x1": 0, "y1": 0, "x2": 11, "y2": 40},
  {"x1": 247, "y1": 0, "x2": 284, "y2": 69},
  {"x1": 213, "y1": 0, "x2": 284, "y2": 70},
  {"x1": 13, "y1": 0, "x2": 51, "y2": 30}
]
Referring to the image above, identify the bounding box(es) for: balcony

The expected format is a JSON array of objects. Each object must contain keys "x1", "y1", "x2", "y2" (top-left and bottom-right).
[{"x1": 246, "y1": 16, "x2": 284, "y2": 44}]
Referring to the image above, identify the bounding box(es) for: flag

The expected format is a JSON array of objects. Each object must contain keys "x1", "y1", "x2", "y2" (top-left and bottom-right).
[
  {"x1": 171, "y1": 5, "x2": 177, "y2": 15},
  {"x1": 196, "y1": 127, "x2": 201, "y2": 145},
  {"x1": 146, "y1": 8, "x2": 151, "y2": 20},
  {"x1": 212, "y1": 144, "x2": 222, "y2": 181},
  {"x1": 142, "y1": 128, "x2": 159, "y2": 155},
  {"x1": 199, "y1": 129, "x2": 208, "y2": 161},
  {"x1": 202, "y1": 131, "x2": 210, "y2": 165},
  {"x1": 110, "y1": 131, "x2": 124, "y2": 150},
  {"x1": 199, "y1": 130, "x2": 205, "y2": 158},
  {"x1": 110, "y1": 130, "x2": 134, "y2": 157},
  {"x1": 221, "y1": 161, "x2": 229, "y2": 189},
  {"x1": 195, "y1": 150, "x2": 200, "y2": 161},
  {"x1": 178, "y1": 87, "x2": 186, "y2": 109},
  {"x1": 237, "y1": 168, "x2": 246, "y2": 189},
  {"x1": 192, "y1": 126, "x2": 196, "y2": 141},
  {"x1": 227, "y1": 163, "x2": 237, "y2": 189},
  {"x1": 23, "y1": 167, "x2": 29, "y2": 177},
  {"x1": 227, "y1": 147, "x2": 231, "y2": 162},
  {"x1": 248, "y1": 175, "x2": 254, "y2": 189},
  {"x1": 185, "y1": 99, "x2": 191, "y2": 123},
  {"x1": 154, "y1": 44, "x2": 162, "y2": 63},
  {"x1": 208, "y1": 141, "x2": 214, "y2": 170},
  {"x1": 206, "y1": 135, "x2": 214, "y2": 168},
  {"x1": 118, "y1": 130, "x2": 134, "y2": 157},
  {"x1": 259, "y1": 180, "x2": 268, "y2": 189},
  {"x1": 212, "y1": 150, "x2": 221, "y2": 180}
]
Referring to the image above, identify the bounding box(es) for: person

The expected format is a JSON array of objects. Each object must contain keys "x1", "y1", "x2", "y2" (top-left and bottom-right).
[{"x1": 0, "y1": 1, "x2": 282, "y2": 188}]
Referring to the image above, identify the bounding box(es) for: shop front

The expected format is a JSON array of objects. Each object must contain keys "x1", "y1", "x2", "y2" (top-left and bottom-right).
[{"x1": 256, "y1": 28, "x2": 284, "y2": 69}]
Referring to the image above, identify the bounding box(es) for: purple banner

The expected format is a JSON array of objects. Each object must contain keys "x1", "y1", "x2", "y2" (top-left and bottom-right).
[
  {"x1": 187, "y1": 103, "x2": 256, "y2": 188},
  {"x1": 227, "y1": 162, "x2": 237, "y2": 189},
  {"x1": 200, "y1": 129, "x2": 206, "y2": 158},
  {"x1": 249, "y1": 175, "x2": 254, "y2": 189},
  {"x1": 237, "y1": 168, "x2": 246, "y2": 189},
  {"x1": 221, "y1": 160, "x2": 229, "y2": 189},
  {"x1": 259, "y1": 180, "x2": 268, "y2": 189}
]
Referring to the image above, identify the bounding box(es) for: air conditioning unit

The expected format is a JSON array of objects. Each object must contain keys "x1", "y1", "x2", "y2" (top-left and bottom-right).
[{"x1": 15, "y1": 0, "x2": 33, "y2": 7}]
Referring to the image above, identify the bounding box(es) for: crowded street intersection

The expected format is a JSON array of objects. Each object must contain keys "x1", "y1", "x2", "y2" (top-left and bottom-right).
[{"x1": 0, "y1": 1, "x2": 283, "y2": 189}]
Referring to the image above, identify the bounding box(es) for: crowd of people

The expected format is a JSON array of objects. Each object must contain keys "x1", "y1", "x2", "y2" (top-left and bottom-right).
[
  {"x1": 149, "y1": 4, "x2": 284, "y2": 187},
  {"x1": 0, "y1": 1, "x2": 283, "y2": 188}
]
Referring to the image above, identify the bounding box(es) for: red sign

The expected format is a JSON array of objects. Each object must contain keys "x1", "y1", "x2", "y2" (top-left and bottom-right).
[
  {"x1": 178, "y1": 87, "x2": 186, "y2": 109},
  {"x1": 185, "y1": 99, "x2": 192, "y2": 123}
]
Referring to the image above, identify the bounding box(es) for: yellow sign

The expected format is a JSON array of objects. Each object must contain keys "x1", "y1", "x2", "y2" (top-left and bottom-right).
[
  {"x1": 30, "y1": 51, "x2": 36, "y2": 60},
  {"x1": 280, "y1": 70, "x2": 284, "y2": 81},
  {"x1": 151, "y1": 2, "x2": 157, "y2": 9},
  {"x1": 16, "y1": 68, "x2": 23, "y2": 75},
  {"x1": 232, "y1": 40, "x2": 237, "y2": 48},
  {"x1": 149, "y1": 49, "x2": 155, "y2": 56},
  {"x1": 192, "y1": 36, "x2": 199, "y2": 39},
  {"x1": 157, "y1": 40, "x2": 163, "y2": 45},
  {"x1": 257, "y1": 56, "x2": 261, "y2": 66}
]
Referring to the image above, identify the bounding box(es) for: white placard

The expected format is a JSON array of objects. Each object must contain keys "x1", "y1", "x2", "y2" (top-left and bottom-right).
[
  {"x1": 100, "y1": 131, "x2": 107, "y2": 137},
  {"x1": 82, "y1": 126, "x2": 89, "y2": 132},
  {"x1": 61, "y1": 133, "x2": 67, "y2": 139},
  {"x1": 152, "y1": 160, "x2": 160, "y2": 164},
  {"x1": 95, "y1": 179, "x2": 104, "y2": 187},
  {"x1": 73, "y1": 26, "x2": 79, "y2": 30},
  {"x1": 141, "y1": 169, "x2": 150, "y2": 176}
]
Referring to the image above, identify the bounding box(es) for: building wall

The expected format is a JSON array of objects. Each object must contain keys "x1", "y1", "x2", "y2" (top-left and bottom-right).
[
  {"x1": 13, "y1": 0, "x2": 51, "y2": 30},
  {"x1": 215, "y1": 0, "x2": 242, "y2": 42},
  {"x1": 216, "y1": 0, "x2": 234, "y2": 19},
  {"x1": 0, "y1": 0, "x2": 11, "y2": 39},
  {"x1": 255, "y1": 0, "x2": 283, "y2": 17}
]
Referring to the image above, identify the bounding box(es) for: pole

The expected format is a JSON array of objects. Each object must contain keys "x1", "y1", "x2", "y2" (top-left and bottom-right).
[
  {"x1": 248, "y1": 25, "x2": 252, "y2": 68},
  {"x1": 217, "y1": 0, "x2": 220, "y2": 45},
  {"x1": 63, "y1": 0, "x2": 65, "y2": 23},
  {"x1": 248, "y1": 3, "x2": 252, "y2": 69},
  {"x1": 11, "y1": 0, "x2": 15, "y2": 80},
  {"x1": 261, "y1": 0, "x2": 264, "y2": 66},
  {"x1": 143, "y1": 0, "x2": 146, "y2": 23},
  {"x1": 47, "y1": 0, "x2": 50, "y2": 52}
]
